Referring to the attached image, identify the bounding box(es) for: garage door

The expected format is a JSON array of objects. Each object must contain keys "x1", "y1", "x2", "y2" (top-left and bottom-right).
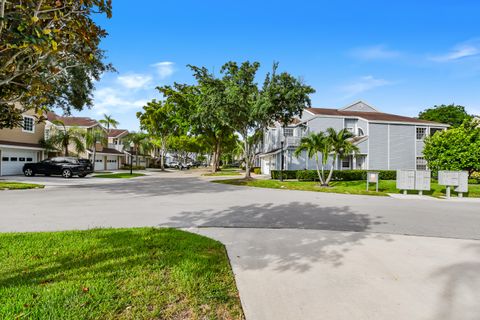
[
  {"x1": 94, "y1": 158, "x2": 104, "y2": 171},
  {"x1": 0, "y1": 148, "x2": 37, "y2": 176},
  {"x1": 106, "y1": 156, "x2": 118, "y2": 170}
]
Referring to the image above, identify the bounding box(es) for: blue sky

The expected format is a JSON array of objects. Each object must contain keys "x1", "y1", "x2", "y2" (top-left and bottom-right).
[{"x1": 73, "y1": 0, "x2": 480, "y2": 130}]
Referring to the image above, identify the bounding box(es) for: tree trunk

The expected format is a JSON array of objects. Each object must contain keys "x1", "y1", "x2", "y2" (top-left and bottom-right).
[
  {"x1": 64, "y1": 142, "x2": 69, "y2": 157},
  {"x1": 244, "y1": 136, "x2": 251, "y2": 179},
  {"x1": 325, "y1": 155, "x2": 336, "y2": 186},
  {"x1": 315, "y1": 153, "x2": 325, "y2": 185}
]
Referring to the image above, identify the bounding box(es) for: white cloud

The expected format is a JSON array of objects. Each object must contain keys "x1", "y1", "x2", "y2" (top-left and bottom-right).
[
  {"x1": 117, "y1": 74, "x2": 152, "y2": 89},
  {"x1": 339, "y1": 76, "x2": 392, "y2": 98},
  {"x1": 152, "y1": 61, "x2": 175, "y2": 79},
  {"x1": 430, "y1": 41, "x2": 480, "y2": 62},
  {"x1": 349, "y1": 45, "x2": 402, "y2": 60},
  {"x1": 92, "y1": 87, "x2": 149, "y2": 115}
]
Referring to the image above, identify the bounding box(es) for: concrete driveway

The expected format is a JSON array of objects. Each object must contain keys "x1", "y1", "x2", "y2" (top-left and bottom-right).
[{"x1": 1, "y1": 170, "x2": 479, "y2": 319}]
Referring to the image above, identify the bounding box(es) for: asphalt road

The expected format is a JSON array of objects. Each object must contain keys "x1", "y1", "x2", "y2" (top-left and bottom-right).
[
  {"x1": 0, "y1": 171, "x2": 479, "y2": 240},
  {"x1": 1, "y1": 170, "x2": 480, "y2": 320}
]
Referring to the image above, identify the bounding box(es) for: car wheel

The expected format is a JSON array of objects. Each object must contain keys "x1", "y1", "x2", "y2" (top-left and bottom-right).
[
  {"x1": 62, "y1": 169, "x2": 72, "y2": 178},
  {"x1": 24, "y1": 168, "x2": 34, "y2": 177}
]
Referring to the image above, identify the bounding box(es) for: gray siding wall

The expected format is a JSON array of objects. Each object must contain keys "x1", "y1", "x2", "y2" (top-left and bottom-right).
[
  {"x1": 357, "y1": 140, "x2": 368, "y2": 154},
  {"x1": 368, "y1": 123, "x2": 389, "y2": 170},
  {"x1": 389, "y1": 125, "x2": 416, "y2": 169},
  {"x1": 307, "y1": 117, "x2": 344, "y2": 133},
  {"x1": 416, "y1": 140, "x2": 425, "y2": 156},
  {"x1": 357, "y1": 119, "x2": 368, "y2": 135}
]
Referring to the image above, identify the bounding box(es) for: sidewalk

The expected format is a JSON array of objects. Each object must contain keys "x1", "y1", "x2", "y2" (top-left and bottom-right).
[{"x1": 193, "y1": 227, "x2": 480, "y2": 320}]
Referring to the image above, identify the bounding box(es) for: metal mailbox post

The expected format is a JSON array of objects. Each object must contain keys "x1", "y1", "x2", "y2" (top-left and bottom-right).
[{"x1": 438, "y1": 171, "x2": 469, "y2": 198}]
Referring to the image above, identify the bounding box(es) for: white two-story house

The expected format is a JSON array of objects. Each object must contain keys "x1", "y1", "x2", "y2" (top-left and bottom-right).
[{"x1": 260, "y1": 101, "x2": 449, "y2": 175}]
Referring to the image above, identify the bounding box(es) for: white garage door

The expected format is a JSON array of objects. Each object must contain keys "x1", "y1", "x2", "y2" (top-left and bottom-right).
[
  {"x1": 94, "y1": 158, "x2": 104, "y2": 171},
  {"x1": 1, "y1": 148, "x2": 37, "y2": 176},
  {"x1": 106, "y1": 156, "x2": 118, "y2": 170}
]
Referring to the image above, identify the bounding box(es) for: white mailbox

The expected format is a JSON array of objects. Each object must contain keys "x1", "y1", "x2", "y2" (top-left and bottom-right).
[
  {"x1": 415, "y1": 170, "x2": 431, "y2": 191},
  {"x1": 438, "y1": 170, "x2": 469, "y2": 198},
  {"x1": 396, "y1": 170, "x2": 415, "y2": 191}
]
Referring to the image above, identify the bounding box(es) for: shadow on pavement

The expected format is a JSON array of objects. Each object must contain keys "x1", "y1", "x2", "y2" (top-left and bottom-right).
[
  {"x1": 162, "y1": 202, "x2": 389, "y2": 272},
  {"x1": 430, "y1": 243, "x2": 480, "y2": 320}
]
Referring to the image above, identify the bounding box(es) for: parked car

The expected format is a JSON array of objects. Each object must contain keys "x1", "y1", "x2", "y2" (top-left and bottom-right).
[{"x1": 23, "y1": 157, "x2": 94, "y2": 178}]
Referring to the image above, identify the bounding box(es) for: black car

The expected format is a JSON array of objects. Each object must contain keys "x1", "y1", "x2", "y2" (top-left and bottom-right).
[{"x1": 23, "y1": 157, "x2": 94, "y2": 178}]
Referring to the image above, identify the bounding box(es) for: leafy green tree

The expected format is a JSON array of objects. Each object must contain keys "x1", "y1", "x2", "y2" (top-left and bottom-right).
[
  {"x1": 46, "y1": 121, "x2": 85, "y2": 156},
  {"x1": 0, "y1": 0, "x2": 113, "y2": 129},
  {"x1": 124, "y1": 132, "x2": 152, "y2": 167},
  {"x1": 158, "y1": 66, "x2": 234, "y2": 172},
  {"x1": 99, "y1": 114, "x2": 119, "y2": 131},
  {"x1": 418, "y1": 104, "x2": 472, "y2": 127},
  {"x1": 423, "y1": 120, "x2": 480, "y2": 176},
  {"x1": 294, "y1": 128, "x2": 358, "y2": 186},
  {"x1": 85, "y1": 128, "x2": 107, "y2": 171},
  {"x1": 294, "y1": 132, "x2": 329, "y2": 185},
  {"x1": 221, "y1": 61, "x2": 315, "y2": 178},
  {"x1": 324, "y1": 128, "x2": 359, "y2": 184},
  {"x1": 137, "y1": 99, "x2": 182, "y2": 170}
]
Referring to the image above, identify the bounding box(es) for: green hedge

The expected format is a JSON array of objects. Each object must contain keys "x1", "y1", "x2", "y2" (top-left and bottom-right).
[
  {"x1": 272, "y1": 169, "x2": 397, "y2": 181},
  {"x1": 271, "y1": 170, "x2": 298, "y2": 180},
  {"x1": 253, "y1": 167, "x2": 262, "y2": 174}
]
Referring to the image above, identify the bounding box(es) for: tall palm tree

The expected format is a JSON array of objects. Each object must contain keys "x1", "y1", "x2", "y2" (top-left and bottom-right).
[
  {"x1": 99, "y1": 114, "x2": 119, "y2": 131},
  {"x1": 85, "y1": 128, "x2": 108, "y2": 171},
  {"x1": 47, "y1": 120, "x2": 85, "y2": 156},
  {"x1": 294, "y1": 132, "x2": 329, "y2": 185},
  {"x1": 124, "y1": 132, "x2": 152, "y2": 166},
  {"x1": 324, "y1": 128, "x2": 359, "y2": 185}
]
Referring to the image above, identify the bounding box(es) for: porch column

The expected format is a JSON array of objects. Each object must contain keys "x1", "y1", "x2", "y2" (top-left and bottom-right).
[{"x1": 352, "y1": 154, "x2": 357, "y2": 170}]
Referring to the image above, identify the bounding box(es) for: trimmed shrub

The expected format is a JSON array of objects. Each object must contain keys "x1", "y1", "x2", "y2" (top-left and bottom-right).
[
  {"x1": 253, "y1": 167, "x2": 262, "y2": 174},
  {"x1": 271, "y1": 170, "x2": 298, "y2": 180},
  {"x1": 295, "y1": 169, "x2": 397, "y2": 181}
]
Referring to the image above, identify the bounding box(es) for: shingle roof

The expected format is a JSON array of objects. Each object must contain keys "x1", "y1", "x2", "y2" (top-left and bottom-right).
[
  {"x1": 107, "y1": 129, "x2": 129, "y2": 138},
  {"x1": 47, "y1": 112, "x2": 99, "y2": 127},
  {"x1": 305, "y1": 108, "x2": 448, "y2": 126}
]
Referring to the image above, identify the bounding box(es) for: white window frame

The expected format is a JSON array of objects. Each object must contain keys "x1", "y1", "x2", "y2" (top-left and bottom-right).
[
  {"x1": 22, "y1": 116, "x2": 35, "y2": 133},
  {"x1": 416, "y1": 127, "x2": 427, "y2": 141},
  {"x1": 284, "y1": 128, "x2": 294, "y2": 137},
  {"x1": 416, "y1": 157, "x2": 427, "y2": 170}
]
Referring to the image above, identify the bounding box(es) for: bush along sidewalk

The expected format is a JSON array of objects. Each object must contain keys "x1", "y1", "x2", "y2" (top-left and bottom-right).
[{"x1": 271, "y1": 169, "x2": 397, "y2": 181}]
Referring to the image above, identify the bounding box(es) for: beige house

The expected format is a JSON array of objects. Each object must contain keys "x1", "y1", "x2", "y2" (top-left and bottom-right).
[
  {"x1": 0, "y1": 110, "x2": 46, "y2": 176},
  {"x1": 45, "y1": 113, "x2": 126, "y2": 171},
  {"x1": 0, "y1": 111, "x2": 128, "y2": 176}
]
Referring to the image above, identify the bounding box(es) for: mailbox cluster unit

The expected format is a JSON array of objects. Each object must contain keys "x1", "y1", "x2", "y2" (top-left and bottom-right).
[
  {"x1": 396, "y1": 170, "x2": 431, "y2": 195},
  {"x1": 438, "y1": 171, "x2": 469, "y2": 198}
]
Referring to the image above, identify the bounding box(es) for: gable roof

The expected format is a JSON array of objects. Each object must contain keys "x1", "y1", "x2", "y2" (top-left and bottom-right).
[
  {"x1": 47, "y1": 112, "x2": 100, "y2": 128},
  {"x1": 339, "y1": 101, "x2": 379, "y2": 112},
  {"x1": 108, "y1": 129, "x2": 129, "y2": 138},
  {"x1": 304, "y1": 108, "x2": 448, "y2": 126}
]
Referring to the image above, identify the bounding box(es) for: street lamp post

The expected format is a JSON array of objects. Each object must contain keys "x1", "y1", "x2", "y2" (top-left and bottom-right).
[
  {"x1": 129, "y1": 142, "x2": 134, "y2": 175},
  {"x1": 280, "y1": 135, "x2": 285, "y2": 182}
]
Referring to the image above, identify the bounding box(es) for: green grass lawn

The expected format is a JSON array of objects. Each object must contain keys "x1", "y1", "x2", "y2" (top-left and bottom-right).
[
  {"x1": 0, "y1": 228, "x2": 243, "y2": 320},
  {"x1": 93, "y1": 173, "x2": 145, "y2": 179},
  {"x1": 0, "y1": 181, "x2": 44, "y2": 190},
  {"x1": 215, "y1": 179, "x2": 480, "y2": 198}
]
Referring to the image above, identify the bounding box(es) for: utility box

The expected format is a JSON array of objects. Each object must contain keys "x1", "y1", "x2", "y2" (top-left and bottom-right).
[
  {"x1": 415, "y1": 171, "x2": 431, "y2": 191},
  {"x1": 396, "y1": 170, "x2": 431, "y2": 195},
  {"x1": 438, "y1": 170, "x2": 469, "y2": 197},
  {"x1": 396, "y1": 170, "x2": 415, "y2": 191}
]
